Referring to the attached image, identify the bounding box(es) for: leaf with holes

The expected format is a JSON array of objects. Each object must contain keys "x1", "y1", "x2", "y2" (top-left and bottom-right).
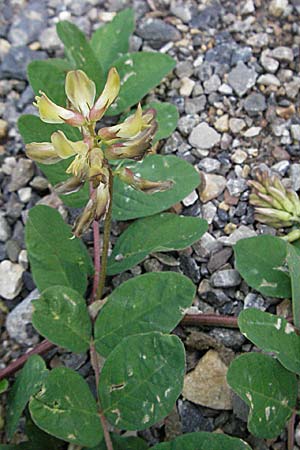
[
  {"x1": 112, "y1": 154, "x2": 200, "y2": 221},
  {"x1": 25, "y1": 206, "x2": 93, "y2": 294},
  {"x1": 107, "y1": 52, "x2": 176, "y2": 115},
  {"x1": 91, "y1": 9, "x2": 135, "y2": 73},
  {"x1": 107, "y1": 213, "x2": 208, "y2": 275},
  {"x1": 152, "y1": 432, "x2": 252, "y2": 449},
  {"x1": 18, "y1": 114, "x2": 88, "y2": 208},
  {"x1": 28, "y1": 59, "x2": 72, "y2": 105},
  {"x1": 227, "y1": 353, "x2": 297, "y2": 438},
  {"x1": 56, "y1": 21, "x2": 104, "y2": 94},
  {"x1": 286, "y1": 243, "x2": 300, "y2": 329},
  {"x1": 238, "y1": 309, "x2": 300, "y2": 374},
  {"x1": 234, "y1": 235, "x2": 290, "y2": 298},
  {"x1": 29, "y1": 367, "x2": 103, "y2": 447},
  {"x1": 95, "y1": 272, "x2": 195, "y2": 357},
  {"x1": 86, "y1": 434, "x2": 148, "y2": 450},
  {"x1": 32, "y1": 286, "x2": 92, "y2": 352},
  {"x1": 6, "y1": 356, "x2": 48, "y2": 440},
  {"x1": 99, "y1": 332, "x2": 185, "y2": 430}
]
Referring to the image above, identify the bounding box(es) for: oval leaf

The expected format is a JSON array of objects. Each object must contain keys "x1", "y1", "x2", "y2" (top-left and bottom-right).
[
  {"x1": 0, "y1": 379, "x2": 8, "y2": 394},
  {"x1": 56, "y1": 21, "x2": 104, "y2": 94},
  {"x1": 95, "y1": 272, "x2": 195, "y2": 357},
  {"x1": 7, "y1": 355, "x2": 48, "y2": 439},
  {"x1": 152, "y1": 432, "x2": 252, "y2": 450},
  {"x1": 32, "y1": 286, "x2": 92, "y2": 352},
  {"x1": 90, "y1": 9, "x2": 135, "y2": 73},
  {"x1": 227, "y1": 353, "x2": 297, "y2": 438},
  {"x1": 148, "y1": 102, "x2": 179, "y2": 143},
  {"x1": 99, "y1": 332, "x2": 185, "y2": 430},
  {"x1": 29, "y1": 367, "x2": 103, "y2": 447},
  {"x1": 25, "y1": 205, "x2": 93, "y2": 294},
  {"x1": 28, "y1": 59, "x2": 72, "y2": 105},
  {"x1": 234, "y1": 235, "x2": 290, "y2": 298},
  {"x1": 113, "y1": 155, "x2": 199, "y2": 221},
  {"x1": 107, "y1": 52, "x2": 176, "y2": 115},
  {"x1": 239, "y1": 309, "x2": 300, "y2": 374},
  {"x1": 107, "y1": 213, "x2": 208, "y2": 275}
]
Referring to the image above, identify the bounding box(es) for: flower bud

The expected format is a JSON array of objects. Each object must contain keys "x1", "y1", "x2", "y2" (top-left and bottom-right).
[
  {"x1": 35, "y1": 91, "x2": 85, "y2": 126},
  {"x1": 89, "y1": 68, "x2": 120, "y2": 122},
  {"x1": 25, "y1": 142, "x2": 61, "y2": 165},
  {"x1": 55, "y1": 176, "x2": 85, "y2": 195},
  {"x1": 117, "y1": 167, "x2": 173, "y2": 193},
  {"x1": 65, "y1": 70, "x2": 96, "y2": 118}
]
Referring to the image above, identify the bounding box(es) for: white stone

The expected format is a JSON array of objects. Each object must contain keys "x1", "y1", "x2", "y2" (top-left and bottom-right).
[
  {"x1": 179, "y1": 77, "x2": 195, "y2": 96},
  {"x1": 269, "y1": 0, "x2": 289, "y2": 16},
  {"x1": 291, "y1": 124, "x2": 300, "y2": 141},
  {"x1": 0, "y1": 260, "x2": 24, "y2": 300},
  {"x1": 243, "y1": 126, "x2": 262, "y2": 137},
  {"x1": 231, "y1": 149, "x2": 248, "y2": 164},
  {"x1": 18, "y1": 187, "x2": 32, "y2": 203},
  {"x1": 260, "y1": 50, "x2": 279, "y2": 73},
  {"x1": 6, "y1": 289, "x2": 39, "y2": 345},
  {"x1": 182, "y1": 190, "x2": 198, "y2": 206},
  {"x1": 271, "y1": 46, "x2": 294, "y2": 63},
  {"x1": 257, "y1": 74, "x2": 281, "y2": 87},
  {"x1": 214, "y1": 114, "x2": 229, "y2": 132},
  {"x1": 189, "y1": 122, "x2": 221, "y2": 149}
]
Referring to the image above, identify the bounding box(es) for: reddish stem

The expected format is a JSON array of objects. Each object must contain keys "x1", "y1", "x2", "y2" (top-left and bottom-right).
[
  {"x1": 181, "y1": 314, "x2": 238, "y2": 328},
  {"x1": 288, "y1": 411, "x2": 296, "y2": 450},
  {"x1": 0, "y1": 339, "x2": 54, "y2": 381},
  {"x1": 90, "y1": 219, "x2": 101, "y2": 304}
]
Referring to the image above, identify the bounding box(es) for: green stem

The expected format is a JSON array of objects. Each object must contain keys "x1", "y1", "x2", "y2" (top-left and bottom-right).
[{"x1": 96, "y1": 170, "x2": 113, "y2": 300}]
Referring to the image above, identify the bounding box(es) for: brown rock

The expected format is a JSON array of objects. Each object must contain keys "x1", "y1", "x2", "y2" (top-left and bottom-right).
[
  {"x1": 199, "y1": 173, "x2": 226, "y2": 203},
  {"x1": 182, "y1": 350, "x2": 233, "y2": 410}
]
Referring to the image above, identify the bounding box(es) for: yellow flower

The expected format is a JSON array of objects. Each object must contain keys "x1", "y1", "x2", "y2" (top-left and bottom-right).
[
  {"x1": 34, "y1": 92, "x2": 85, "y2": 126},
  {"x1": 89, "y1": 68, "x2": 120, "y2": 122}
]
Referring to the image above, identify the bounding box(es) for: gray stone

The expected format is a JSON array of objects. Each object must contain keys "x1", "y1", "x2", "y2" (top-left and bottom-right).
[
  {"x1": 6, "y1": 289, "x2": 40, "y2": 345},
  {"x1": 8, "y1": 159, "x2": 34, "y2": 192},
  {"x1": 269, "y1": 0, "x2": 289, "y2": 16},
  {"x1": 175, "y1": 61, "x2": 194, "y2": 79},
  {"x1": 291, "y1": 124, "x2": 300, "y2": 141},
  {"x1": 271, "y1": 46, "x2": 294, "y2": 63},
  {"x1": 244, "y1": 92, "x2": 266, "y2": 115},
  {"x1": 271, "y1": 160, "x2": 290, "y2": 176},
  {"x1": 8, "y1": 2, "x2": 47, "y2": 46},
  {"x1": 229, "y1": 118, "x2": 246, "y2": 134},
  {"x1": 0, "y1": 260, "x2": 24, "y2": 300},
  {"x1": 178, "y1": 400, "x2": 213, "y2": 433},
  {"x1": 290, "y1": 164, "x2": 300, "y2": 191},
  {"x1": 211, "y1": 269, "x2": 241, "y2": 288},
  {"x1": 170, "y1": 2, "x2": 192, "y2": 23},
  {"x1": 208, "y1": 248, "x2": 233, "y2": 273},
  {"x1": 260, "y1": 50, "x2": 280, "y2": 73},
  {"x1": 0, "y1": 46, "x2": 46, "y2": 80},
  {"x1": 185, "y1": 95, "x2": 207, "y2": 114},
  {"x1": 137, "y1": 18, "x2": 181, "y2": 49},
  {"x1": 30, "y1": 176, "x2": 49, "y2": 191},
  {"x1": 189, "y1": 122, "x2": 221, "y2": 149},
  {"x1": 227, "y1": 62, "x2": 257, "y2": 97},
  {"x1": 201, "y1": 202, "x2": 217, "y2": 224},
  {"x1": 244, "y1": 293, "x2": 266, "y2": 310},
  {"x1": 198, "y1": 157, "x2": 221, "y2": 173},
  {"x1": 232, "y1": 393, "x2": 249, "y2": 422},
  {"x1": 5, "y1": 239, "x2": 21, "y2": 263},
  {"x1": 209, "y1": 328, "x2": 246, "y2": 350},
  {"x1": 203, "y1": 74, "x2": 221, "y2": 93},
  {"x1": 218, "y1": 225, "x2": 256, "y2": 246},
  {"x1": 0, "y1": 216, "x2": 11, "y2": 242},
  {"x1": 39, "y1": 27, "x2": 61, "y2": 50},
  {"x1": 177, "y1": 115, "x2": 199, "y2": 136},
  {"x1": 285, "y1": 78, "x2": 300, "y2": 98},
  {"x1": 257, "y1": 74, "x2": 281, "y2": 87},
  {"x1": 226, "y1": 178, "x2": 248, "y2": 196}
]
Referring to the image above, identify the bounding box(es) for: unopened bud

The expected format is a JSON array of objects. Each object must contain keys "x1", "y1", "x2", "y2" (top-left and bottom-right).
[
  {"x1": 55, "y1": 176, "x2": 85, "y2": 195},
  {"x1": 117, "y1": 167, "x2": 173, "y2": 194}
]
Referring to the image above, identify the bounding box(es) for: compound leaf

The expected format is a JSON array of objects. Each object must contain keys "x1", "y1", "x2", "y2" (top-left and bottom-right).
[{"x1": 152, "y1": 432, "x2": 252, "y2": 449}]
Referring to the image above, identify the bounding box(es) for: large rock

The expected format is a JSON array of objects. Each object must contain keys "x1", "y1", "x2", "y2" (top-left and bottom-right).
[
  {"x1": 137, "y1": 18, "x2": 181, "y2": 49},
  {"x1": 183, "y1": 350, "x2": 232, "y2": 410},
  {"x1": 189, "y1": 122, "x2": 221, "y2": 149},
  {"x1": 0, "y1": 260, "x2": 24, "y2": 300}
]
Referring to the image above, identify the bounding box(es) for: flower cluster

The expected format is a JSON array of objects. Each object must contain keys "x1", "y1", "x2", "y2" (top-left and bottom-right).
[
  {"x1": 26, "y1": 68, "x2": 171, "y2": 235},
  {"x1": 249, "y1": 169, "x2": 300, "y2": 229}
]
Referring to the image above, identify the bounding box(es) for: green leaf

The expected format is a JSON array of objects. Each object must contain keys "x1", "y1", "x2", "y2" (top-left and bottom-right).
[
  {"x1": 107, "y1": 213, "x2": 208, "y2": 275},
  {"x1": 95, "y1": 272, "x2": 195, "y2": 357},
  {"x1": 6, "y1": 355, "x2": 48, "y2": 439},
  {"x1": 28, "y1": 59, "x2": 72, "y2": 105},
  {"x1": 29, "y1": 367, "x2": 103, "y2": 447},
  {"x1": 18, "y1": 114, "x2": 88, "y2": 208},
  {"x1": 32, "y1": 286, "x2": 92, "y2": 352},
  {"x1": 286, "y1": 243, "x2": 300, "y2": 328},
  {"x1": 238, "y1": 309, "x2": 300, "y2": 374},
  {"x1": 0, "y1": 379, "x2": 8, "y2": 394},
  {"x1": 149, "y1": 101, "x2": 179, "y2": 144},
  {"x1": 25, "y1": 205, "x2": 93, "y2": 294},
  {"x1": 99, "y1": 332, "x2": 185, "y2": 430},
  {"x1": 113, "y1": 154, "x2": 200, "y2": 221},
  {"x1": 234, "y1": 235, "x2": 290, "y2": 298},
  {"x1": 227, "y1": 353, "x2": 297, "y2": 439},
  {"x1": 86, "y1": 434, "x2": 148, "y2": 450},
  {"x1": 25, "y1": 417, "x2": 65, "y2": 450},
  {"x1": 107, "y1": 52, "x2": 176, "y2": 116},
  {"x1": 152, "y1": 432, "x2": 252, "y2": 450},
  {"x1": 56, "y1": 21, "x2": 104, "y2": 94},
  {"x1": 91, "y1": 9, "x2": 135, "y2": 73}
]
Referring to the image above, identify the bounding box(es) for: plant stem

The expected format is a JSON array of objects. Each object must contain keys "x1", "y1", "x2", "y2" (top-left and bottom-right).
[
  {"x1": 96, "y1": 170, "x2": 113, "y2": 300},
  {"x1": 181, "y1": 314, "x2": 238, "y2": 328},
  {"x1": 90, "y1": 218, "x2": 101, "y2": 304},
  {"x1": 288, "y1": 410, "x2": 296, "y2": 450}
]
